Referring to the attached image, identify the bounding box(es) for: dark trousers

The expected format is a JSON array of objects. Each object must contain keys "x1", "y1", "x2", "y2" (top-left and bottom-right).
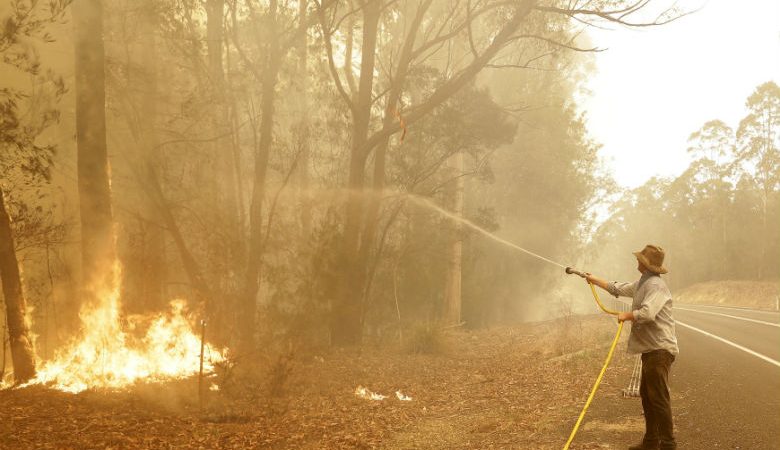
[{"x1": 640, "y1": 349, "x2": 676, "y2": 449}]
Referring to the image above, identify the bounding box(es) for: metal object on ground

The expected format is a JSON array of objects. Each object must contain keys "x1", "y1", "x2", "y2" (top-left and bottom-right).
[
  {"x1": 622, "y1": 355, "x2": 642, "y2": 398},
  {"x1": 199, "y1": 320, "x2": 206, "y2": 411}
]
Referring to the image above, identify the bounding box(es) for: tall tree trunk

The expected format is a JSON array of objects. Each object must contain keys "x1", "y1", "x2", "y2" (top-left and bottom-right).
[
  {"x1": 296, "y1": 0, "x2": 312, "y2": 236},
  {"x1": 721, "y1": 201, "x2": 727, "y2": 279},
  {"x1": 205, "y1": 0, "x2": 233, "y2": 333},
  {"x1": 356, "y1": 0, "x2": 430, "y2": 320},
  {"x1": 0, "y1": 188, "x2": 37, "y2": 383},
  {"x1": 331, "y1": 0, "x2": 381, "y2": 346},
  {"x1": 443, "y1": 151, "x2": 464, "y2": 325},
  {"x1": 139, "y1": 0, "x2": 165, "y2": 311},
  {"x1": 205, "y1": 1, "x2": 233, "y2": 221},
  {"x1": 240, "y1": 0, "x2": 282, "y2": 350},
  {"x1": 73, "y1": 0, "x2": 115, "y2": 297},
  {"x1": 759, "y1": 191, "x2": 767, "y2": 280}
]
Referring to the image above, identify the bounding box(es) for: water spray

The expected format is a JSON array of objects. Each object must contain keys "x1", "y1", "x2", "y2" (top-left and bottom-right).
[
  {"x1": 403, "y1": 193, "x2": 626, "y2": 449},
  {"x1": 405, "y1": 194, "x2": 567, "y2": 269}
]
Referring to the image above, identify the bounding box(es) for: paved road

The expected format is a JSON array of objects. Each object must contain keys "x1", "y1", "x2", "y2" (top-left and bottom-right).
[
  {"x1": 672, "y1": 304, "x2": 780, "y2": 449},
  {"x1": 580, "y1": 304, "x2": 780, "y2": 449}
]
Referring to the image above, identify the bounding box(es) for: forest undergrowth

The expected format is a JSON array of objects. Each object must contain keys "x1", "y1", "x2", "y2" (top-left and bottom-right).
[{"x1": 0, "y1": 315, "x2": 636, "y2": 449}]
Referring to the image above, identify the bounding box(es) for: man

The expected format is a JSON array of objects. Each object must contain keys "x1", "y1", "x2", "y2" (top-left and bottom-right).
[{"x1": 585, "y1": 244, "x2": 679, "y2": 450}]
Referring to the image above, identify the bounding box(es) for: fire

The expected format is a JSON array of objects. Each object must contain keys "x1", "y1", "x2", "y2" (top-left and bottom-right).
[
  {"x1": 354, "y1": 386, "x2": 414, "y2": 401},
  {"x1": 22, "y1": 266, "x2": 226, "y2": 393},
  {"x1": 395, "y1": 391, "x2": 412, "y2": 401},
  {"x1": 355, "y1": 386, "x2": 387, "y2": 401}
]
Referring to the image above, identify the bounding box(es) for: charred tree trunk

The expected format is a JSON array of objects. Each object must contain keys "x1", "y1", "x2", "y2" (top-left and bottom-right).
[
  {"x1": 0, "y1": 188, "x2": 37, "y2": 383},
  {"x1": 73, "y1": 0, "x2": 115, "y2": 297}
]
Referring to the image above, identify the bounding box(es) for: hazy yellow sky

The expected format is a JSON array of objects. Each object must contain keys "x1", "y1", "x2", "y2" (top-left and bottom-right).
[{"x1": 584, "y1": 0, "x2": 780, "y2": 188}]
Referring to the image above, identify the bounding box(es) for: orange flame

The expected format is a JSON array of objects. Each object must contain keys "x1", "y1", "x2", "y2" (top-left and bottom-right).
[{"x1": 21, "y1": 265, "x2": 226, "y2": 393}]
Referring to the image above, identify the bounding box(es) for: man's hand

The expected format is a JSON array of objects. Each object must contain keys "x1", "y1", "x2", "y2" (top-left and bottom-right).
[
  {"x1": 617, "y1": 311, "x2": 634, "y2": 322},
  {"x1": 584, "y1": 273, "x2": 608, "y2": 290},
  {"x1": 584, "y1": 272, "x2": 595, "y2": 283}
]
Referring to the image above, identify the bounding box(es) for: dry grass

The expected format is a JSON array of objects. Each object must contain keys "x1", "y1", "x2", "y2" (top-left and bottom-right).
[{"x1": 676, "y1": 280, "x2": 780, "y2": 310}]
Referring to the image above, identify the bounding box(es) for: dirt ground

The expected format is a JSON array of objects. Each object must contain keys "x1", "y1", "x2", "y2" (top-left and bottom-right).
[{"x1": 0, "y1": 314, "x2": 642, "y2": 449}]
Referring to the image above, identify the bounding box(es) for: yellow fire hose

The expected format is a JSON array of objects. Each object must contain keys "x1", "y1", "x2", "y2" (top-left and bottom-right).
[{"x1": 562, "y1": 269, "x2": 624, "y2": 450}]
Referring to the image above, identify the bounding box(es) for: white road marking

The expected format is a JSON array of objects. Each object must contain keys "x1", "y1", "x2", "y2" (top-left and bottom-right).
[
  {"x1": 677, "y1": 303, "x2": 780, "y2": 315},
  {"x1": 676, "y1": 307, "x2": 780, "y2": 328},
  {"x1": 676, "y1": 320, "x2": 780, "y2": 369}
]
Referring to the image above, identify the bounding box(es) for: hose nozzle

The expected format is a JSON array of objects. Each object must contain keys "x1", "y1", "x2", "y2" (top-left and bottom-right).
[{"x1": 565, "y1": 266, "x2": 587, "y2": 278}]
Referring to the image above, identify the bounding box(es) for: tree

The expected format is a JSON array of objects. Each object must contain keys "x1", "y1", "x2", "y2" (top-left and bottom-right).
[
  {"x1": 73, "y1": 0, "x2": 115, "y2": 296},
  {"x1": 0, "y1": 0, "x2": 73, "y2": 383},
  {"x1": 318, "y1": 0, "x2": 684, "y2": 344},
  {"x1": 686, "y1": 120, "x2": 735, "y2": 278},
  {"x1": 589, "y1": 81, "x2": 780, "y2": 288},
  {"x1": 736, "y1": 81, "x2": 780, "y2": 280},
  {"x1": 229, "y1": 0, "x2": 329, "y2": 350},
  {"x1": 0, "y1": 188, "x2": 37, "y2": 383},
  {"x1": 108, "y1": 0, "x2": 167, "y2": 314},
  {"x1": 321, "y1": 0, "x2": 540, "y2": 344}
]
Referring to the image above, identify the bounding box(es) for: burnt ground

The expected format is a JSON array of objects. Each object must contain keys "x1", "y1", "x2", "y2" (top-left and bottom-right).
[{"x1": 0, "y1": 315, "x2": 682, "y2": 449}]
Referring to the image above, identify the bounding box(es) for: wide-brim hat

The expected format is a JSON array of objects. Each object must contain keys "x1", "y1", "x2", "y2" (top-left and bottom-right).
[{"x1": 633, "y1": 244, "x2": 668, "y2": 274}]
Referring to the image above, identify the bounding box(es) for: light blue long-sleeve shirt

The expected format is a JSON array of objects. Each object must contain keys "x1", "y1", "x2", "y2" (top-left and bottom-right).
[{"x1": 607, "y1": 272, "x2": 679, "y2": 356}]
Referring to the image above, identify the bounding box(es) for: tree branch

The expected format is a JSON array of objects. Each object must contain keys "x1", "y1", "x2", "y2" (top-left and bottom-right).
[
  {"x1": 316, "y1": 0, "x2": 357, "y2": 114},
  {"x1": 534, "y1": 2, "x2": 692, "y2": 28}
]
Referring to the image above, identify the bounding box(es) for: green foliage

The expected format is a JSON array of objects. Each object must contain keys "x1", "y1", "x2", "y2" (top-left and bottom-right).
[
  {"x1": 737, "y1": 81, "x2": 780, "y2": 195},
  {"x1": 458, "y1": 55, "x2": 606, "y2": 325},
  {"x1": 1, "y1": 0, "x2": 70, "y2": 185}
]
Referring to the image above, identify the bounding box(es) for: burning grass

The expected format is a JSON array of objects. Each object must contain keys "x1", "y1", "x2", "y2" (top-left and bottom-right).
[
  {"x1": 26, "y1": 298, "x2": 225, "y2": 393},
  {"x1": 5, "y1": 264, "x2": 227, "y2": 393}
]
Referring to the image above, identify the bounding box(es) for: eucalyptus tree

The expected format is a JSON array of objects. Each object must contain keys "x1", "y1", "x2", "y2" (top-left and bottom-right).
[
  {"x1": 72, "y1": 0, "x2": 116, "y2": 300},
  {"x1": 0, "y1": 0, "x2": 72, "y2": 383},
  {"x1": 736, "y1": 81, "x2": 780, "y2": 280},
  {"x1": 590, "y1": 81, "x2": 780, "y2": 287},
  {"x1": 686, "y1": 120, "x2": 736, "y2": 278},
  {"x1": 217, "y1": 0, "x2": 340, "y2": 349},
  {"x1": 318, "y1": 0, "x2": 683, "y2": 344}
]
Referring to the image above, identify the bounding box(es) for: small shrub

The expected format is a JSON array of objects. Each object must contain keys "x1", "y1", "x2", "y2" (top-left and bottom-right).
[
  {"x1": 266, "y1": 349, "x2": 294, "y2": 398},
  {"x1": 406, "y1": 322, "x2": 446, "y2": 354}
]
